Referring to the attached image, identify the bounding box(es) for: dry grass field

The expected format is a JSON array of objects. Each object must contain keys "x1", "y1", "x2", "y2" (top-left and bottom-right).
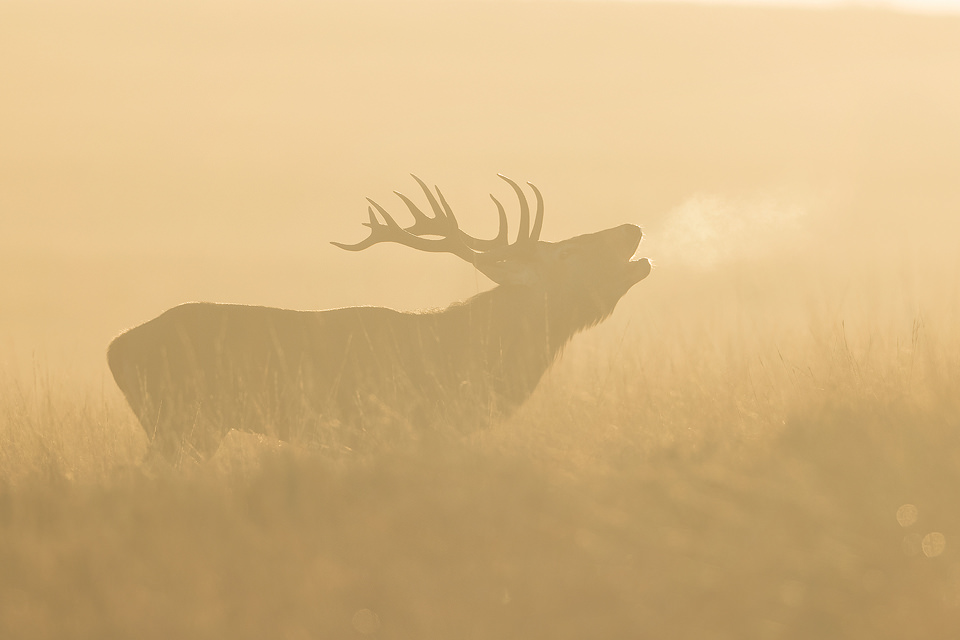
[{"x1": 2, "y1": 1, "x2": 960, "y2": 638}]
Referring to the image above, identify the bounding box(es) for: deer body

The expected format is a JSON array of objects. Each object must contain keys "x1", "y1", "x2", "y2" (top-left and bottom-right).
[{"x1": 108, "y1": 177, "x2": 650, "y2": 462}]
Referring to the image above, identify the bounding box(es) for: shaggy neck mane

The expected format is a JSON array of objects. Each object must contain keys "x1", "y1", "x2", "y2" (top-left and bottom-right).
[{"x1": 442, "y1": 282, "x2": 609, "y2": 363}]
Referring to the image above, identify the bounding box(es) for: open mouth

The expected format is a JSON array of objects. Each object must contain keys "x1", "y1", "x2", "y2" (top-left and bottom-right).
[
  {"x1": 623, "y1": 228, "x2": 650, "y2": 282},
  {"x1": 628, "y1": 256, "x2": 652, "y2": 280},
  {"x1": 608, "y1": 224, "x2": 643, "y2": 261},
  {"x1": 595, "y1": 223, "x2": 651, "y2": 284}
]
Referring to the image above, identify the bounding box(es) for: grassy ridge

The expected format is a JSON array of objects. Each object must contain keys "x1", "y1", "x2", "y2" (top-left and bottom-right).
[{"x1": 2, "y1": 311, "x2": 958, "y2": 639}]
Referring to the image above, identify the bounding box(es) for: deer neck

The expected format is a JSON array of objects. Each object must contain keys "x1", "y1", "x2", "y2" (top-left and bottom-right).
[{"x1": 453, "y1": 284, "x2": 596, "y2": 362}]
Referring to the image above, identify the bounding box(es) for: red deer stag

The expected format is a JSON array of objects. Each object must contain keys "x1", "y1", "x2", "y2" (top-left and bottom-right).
[{"x1": 108, "y1": 175, "x2": 651, "y2": 462}]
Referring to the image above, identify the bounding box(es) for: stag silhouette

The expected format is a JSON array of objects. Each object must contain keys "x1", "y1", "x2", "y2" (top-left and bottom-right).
[{"x1": 108, "y1": 175, "x2": 651, "y2": 462}]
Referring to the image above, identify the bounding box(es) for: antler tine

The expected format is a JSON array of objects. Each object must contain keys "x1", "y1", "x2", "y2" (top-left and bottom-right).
[
  {"x1": 394, "y1": 190, "x2": 439, "y2": 235},
  {"x1": 332, "y1": 197, "x2": 480, "y2": 264},
  {"x1": 406, "y1": 175, "x2": 508, "y2": 250},
  {"x1": 403, "y1": 176, "x2": 470, "y2": 242},
  {"x1": 527, "y1": 181, "x2": 544, "y2": 242},
  {"x1": 366, "y1": 198, "x2": 402, "y2": 228},
  {"x1": 434, "y1": 187, "x2": 461, "y2": 232},
  {"x1": 498, "y1": 174, "x2": 530, "y2": 244},
  {"x1": 394, "y1": 182, "x2": 473, "y2": 244},
  {"x1": 438, "y1": 185, "x2": 511, "y2": 250},
  {"x1": 410, "y1": 174, "x2": 447, "y2": 225},
  {"x1": 330, "y1": 204, "x2": 397, "y2": 251},
  {"x1": 487, "y1": 195, "x2": 510, "y2": 249}
]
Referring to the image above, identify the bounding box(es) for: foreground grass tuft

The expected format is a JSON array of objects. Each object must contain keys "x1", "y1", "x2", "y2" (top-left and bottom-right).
[{"x1": 1, "y1": 318, "x2": 959, "y2": 639}]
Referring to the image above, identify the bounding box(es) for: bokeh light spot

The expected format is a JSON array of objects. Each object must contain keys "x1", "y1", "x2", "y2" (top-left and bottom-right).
[
  {"x1": 352, "y1": 609, "x2": 381, "y2": 635},
  {"x1": 896, "y1": 504, "x2": 918, "y2": 527},
  {"x1": 922, "y1": 532, "x2": 946, "y2": 558}
]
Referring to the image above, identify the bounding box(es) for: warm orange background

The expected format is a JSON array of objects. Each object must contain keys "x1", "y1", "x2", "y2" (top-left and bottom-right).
[
  {"x1": 4, "y1": 5, "x2": 960, "y2": 636},
  {"x1": 2, "y1": 0, "x2": 959, "y2": 378}
]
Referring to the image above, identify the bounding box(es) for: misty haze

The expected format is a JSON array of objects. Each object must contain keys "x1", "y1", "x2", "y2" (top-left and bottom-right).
[{"x1": 2, "y1": 1, "x2": 959, "y2": 638}]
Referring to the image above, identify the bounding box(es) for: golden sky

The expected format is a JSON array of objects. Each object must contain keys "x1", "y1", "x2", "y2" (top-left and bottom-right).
[{"x1": 2, "y1": 0, "x2": 958, "y2": 377}]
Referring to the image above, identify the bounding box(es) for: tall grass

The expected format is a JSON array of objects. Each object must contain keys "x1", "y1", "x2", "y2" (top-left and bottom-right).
[{"x1": 2, "y1": 291, "x2": 958, "y2": 639}]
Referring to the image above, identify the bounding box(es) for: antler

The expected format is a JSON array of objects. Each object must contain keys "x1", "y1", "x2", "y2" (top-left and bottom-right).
[
  {"x1": 494, "y1": 174, "x2": 544, "y2": 246},
  {"x1": 332, "y1": 175, "x2": 545, "y2": 285}
]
